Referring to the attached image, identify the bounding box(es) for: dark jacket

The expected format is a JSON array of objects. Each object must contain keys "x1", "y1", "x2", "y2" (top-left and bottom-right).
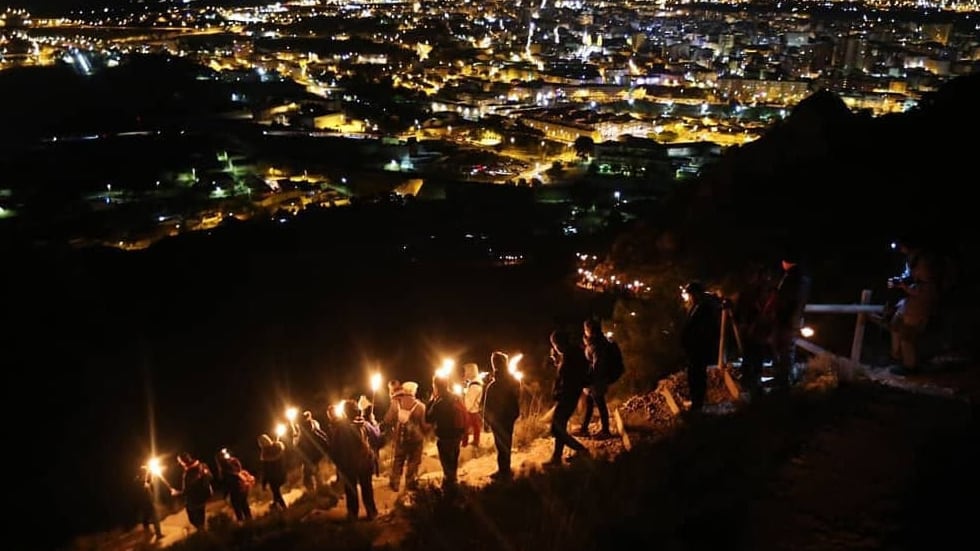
[
  {"x1": 584, "y1": 334, "x2": 619, "y2": 387},
  {"x1": 681, "y1": 292, "x2": 722, "y2": 365},
  {"x1": 258, "y1": 437, "x2": 287, "y2": 488},
  {"x1": 773, "y1": 264, "x2": 811, "y2": 330},
  {"x1": 329, "y1": 417, "x2": 375, "y2": 478},
  {"x1": 484, "y1": 371, "x2": 520, "y2": 427},
  {"x1": 179, "y1": 460, "x2": 213, "y2": 506},
  {"x1": 426, "y1": 393, "x2": 465, "y2": 440},
  {"x1": 552, "y1": 346, "x2": 589, "y2": 403},
  {"x1": 216, "y1": 455, "x2": 250, "y2": 496}
]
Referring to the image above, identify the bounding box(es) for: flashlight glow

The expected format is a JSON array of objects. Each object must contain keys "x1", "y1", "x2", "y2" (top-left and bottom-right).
[
  {"x1": 800, "y1": 326, "x2": 815, "y2": 338},
  {"x1": 285, "y1": 407, "x2": 298, "y2": 422}
]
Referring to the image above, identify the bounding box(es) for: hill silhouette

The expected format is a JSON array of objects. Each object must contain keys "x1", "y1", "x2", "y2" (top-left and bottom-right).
[
  {"x1": 664, "y1": 73, "x2": 979, "y2": 262},
  {"x1": 601, "y1": 73, "x2": 980, "y2": 365}
]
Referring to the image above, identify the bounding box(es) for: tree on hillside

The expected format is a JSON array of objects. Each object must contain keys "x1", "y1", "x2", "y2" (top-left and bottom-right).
[{"x1": 573, "y1": 136, "x2": 594, "y2": 159}]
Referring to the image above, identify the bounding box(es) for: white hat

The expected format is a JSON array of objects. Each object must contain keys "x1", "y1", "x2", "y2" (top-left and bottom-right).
[
  {"x1": 463, "y1": 363, "x2": 479, "y2": 381},
  {"x1": 402, "y1": 381, "x2": 419, "y2": 396}
]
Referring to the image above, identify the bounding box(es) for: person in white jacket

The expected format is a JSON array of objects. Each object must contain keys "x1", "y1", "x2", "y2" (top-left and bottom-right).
[{"x1": 461, "y1": 362, "x2": 485, "y2": 447}]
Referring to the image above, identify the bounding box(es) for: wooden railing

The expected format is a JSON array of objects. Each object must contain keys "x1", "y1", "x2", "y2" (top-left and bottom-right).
[{"x1": 801, "y1": 289, "x2": 883, "y2": 365}]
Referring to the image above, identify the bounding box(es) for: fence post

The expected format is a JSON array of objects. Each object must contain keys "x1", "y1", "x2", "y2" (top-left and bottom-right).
[
  {"x1": 849, "y1": 289, "x2": 873, "y2": 364},
  {"x1": 717, "y1": 306, "x2": 728, "y2": 369}
]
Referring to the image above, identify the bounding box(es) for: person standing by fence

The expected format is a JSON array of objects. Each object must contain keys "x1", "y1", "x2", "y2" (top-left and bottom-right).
[{"x1": 767, "y1": 250, "x2": 812, "y2": 390}]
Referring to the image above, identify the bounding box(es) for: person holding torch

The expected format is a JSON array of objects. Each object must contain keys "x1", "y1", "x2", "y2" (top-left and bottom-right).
[
  {"x1": 136, "y1": 460, "x2": 164, "y2": 541},
  {"x1": 171, "y1": 452, "x2": 214, "y2": 533},
  {"x1": 257, "y1": 434, "x2": 288, "y2": 511},
  {"x1": 483, "y1": 352, "x2": 521, "y2": 481}
]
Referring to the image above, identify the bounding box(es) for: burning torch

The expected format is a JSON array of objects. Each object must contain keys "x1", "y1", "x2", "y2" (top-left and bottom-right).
[{"x1": 147, "y1": 456, "x2": 173, "y2": 491}]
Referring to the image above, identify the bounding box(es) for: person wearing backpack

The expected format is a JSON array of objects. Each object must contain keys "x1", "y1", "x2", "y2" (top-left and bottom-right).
[
  {"x1": 579, "y1": 318, "x2": 621, "y2": 439},
  {"x1": 171, "y1": 452, "x2": 214, "y2": 532},
  {"x1": 214, "y1": 447, "x2": 253, "y2": 522},
  {"x1": 461, "y1": 363, "x2": 485, "y2": 448},
  {"x1": 425, "y1": 375, "x2": 466, "y2": 494},
  {"x1": 382, "y1": 380, "x2": 427, "y2": 492}
]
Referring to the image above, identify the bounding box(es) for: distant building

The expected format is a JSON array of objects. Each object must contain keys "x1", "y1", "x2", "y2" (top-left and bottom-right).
[
  {"x1": 592, "y1": 137, "x2": 722, "y2": 182},
  {"x1": 716, "y1": 77, "x2": 812, "y2": 104}
]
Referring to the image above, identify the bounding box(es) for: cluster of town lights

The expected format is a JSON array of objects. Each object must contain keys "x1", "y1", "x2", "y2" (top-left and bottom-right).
[{"x1": 576, "y1": 253, "x2": 652, "y2": 296}]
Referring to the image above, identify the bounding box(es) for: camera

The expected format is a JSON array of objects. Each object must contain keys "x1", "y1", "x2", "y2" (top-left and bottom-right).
[{"x1": 887, "y1": 276, "x2": 912, "y2": 288}]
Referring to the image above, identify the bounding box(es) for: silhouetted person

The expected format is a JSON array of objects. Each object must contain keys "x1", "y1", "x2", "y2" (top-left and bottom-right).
[
  {"x1": 483, "y1": 351, "x2": 521, "y2": 480},
  {"x1": 171, "y1": 452, "x2": 213, "y2": 532},
  {"x1": 889, "y1": 237, "x2": 942, "y2": 375},
  {"x1": 680, "y1": 281, "x2": 722, "y2": 411},
  {"x1": 330, "y1": 399, "x2": 378, "y2": 520},
  {"x1": 136, "y1": 465, "x2": 163, "y2": 541},
  {"x1": 734, "y1": 263, "x2": 776, "y2": 397},
  {"x1": 580, "y1": 318, "x2": 615, "y2": 438},
  {"x1": 294, "y1": 410, "x2": 327, "y2": 494},
  {"x1": 768, "y1": 251, "x2": 812, "y2": 390},
  {"x1": 426, "y1": 375, "x2": 466, "y2": 493},
  {"x1": 545, "y1": 330, "x2": 590, "y2": 466},
  {"x1": 257, "y1": 434, "x2": 287, "y2": 511},
  {"x1": 215, "y1": 448, "x2": 252, "y2": 522}
]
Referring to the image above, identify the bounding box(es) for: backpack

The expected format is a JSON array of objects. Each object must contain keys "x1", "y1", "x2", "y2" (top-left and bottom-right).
[
  {"x1": 238, "y1": 469, "x2": 256, "y2": 490},
  {"x1": 604, "y1": 340, "x2": 625, "y2": 384},
  {"x1": 396, "y1": 400, "x2": 419, "y2": 426}
]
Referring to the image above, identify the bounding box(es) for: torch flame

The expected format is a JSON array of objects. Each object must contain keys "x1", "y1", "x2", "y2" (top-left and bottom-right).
[
  {"x1": 275, "y1": 422, "x2": 287, "y2": 438},
  {"x1": 285, "y1": 406, "x2": 298, "y2": 422},
  {"x1": 508, "y1": 353, "x2": 525, "y2": 382},
  {"x1": 333, "y1": 401, "x2": 345, "y2": 418},
  {"x1": 370, "y1": 372, "x2": 382, "y2": 393},
  {"x1": 147, "y1": 457, "x2": 164, "y2": 478},
  {"x1": 452, "y1": 383, "x2": 464, "y2": 396},
  {"x1": 435, "y1": 358, "x2": 455, "y2": 379}
]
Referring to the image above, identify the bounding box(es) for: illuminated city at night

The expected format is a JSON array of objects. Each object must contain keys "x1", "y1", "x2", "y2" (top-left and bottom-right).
[{"x1": 3, "y1": 1, "x2": 978, "y2": 550}]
